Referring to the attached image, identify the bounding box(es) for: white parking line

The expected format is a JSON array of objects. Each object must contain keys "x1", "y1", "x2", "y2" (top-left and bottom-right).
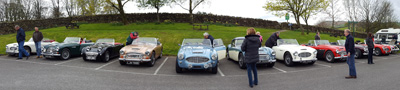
[
  {"x1": 314, "y1": 63, "x2": 332, "y2": 67},
  {"x1": 273, "y1": 67, "x2": 287, "y2": 73},
  {"x1": 94, "y1": 60, "x2": 118, "y2": 70},
  {"x1": 218, "y1": 67, "x2": 225, "y2": 76},
  {"x1": 54, "y1": 58, "x2": 80, "y2": 65},
  {"x1": 153, "y1": 57, "x2": 169, "y2": 75}
]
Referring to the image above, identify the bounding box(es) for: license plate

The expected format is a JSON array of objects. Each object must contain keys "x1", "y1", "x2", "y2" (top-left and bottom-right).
[
  {"x1": 127, "y1": 62, "x2": 140, "y2": 65},
  {"x1": 87, "y1": 56, "x2": 96, "y2": 60},
  {"x1": 45, "y1": 56, "x2": 52, "y2": 58}
]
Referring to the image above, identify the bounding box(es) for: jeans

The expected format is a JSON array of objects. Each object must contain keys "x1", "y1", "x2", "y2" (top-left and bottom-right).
[
  {"x1": 18, "y1": 41, "x2": 30, "y2": 58},
  {"x1": 368, "y1": 48, "x2": 374, "y2": 64},
  {"x1": 247, "y1": 63, "x2": 258, "y2": 86},
  {"x1": 347, "y1": 54, "x2": 357, "y2": 76},
  {"x1": 35, "y1": 41, "x2": 41, "y2": 56}
]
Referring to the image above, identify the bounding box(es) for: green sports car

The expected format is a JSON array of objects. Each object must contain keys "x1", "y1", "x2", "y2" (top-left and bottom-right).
[{"x1": 42, "y1": 37, "x2": 94, "y2": 60}]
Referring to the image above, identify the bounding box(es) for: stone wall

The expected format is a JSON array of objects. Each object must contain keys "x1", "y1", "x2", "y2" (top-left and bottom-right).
[{"x1": 0, "y1": 13, "x2": 366, "y2": 38}]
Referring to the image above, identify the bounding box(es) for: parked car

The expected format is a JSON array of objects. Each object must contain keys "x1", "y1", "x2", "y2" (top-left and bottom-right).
[
  {"x1": 176, "y1": 39, "x2": 220, "y2": 74},
  {"x1": 336, "y1": 40, "x2": 368, "y2": 59},
  {"x1": 227, "y1": 37, "x2": 276, "y2": 69},
  {"x1": 273, "y1": 39, "x2": 317, "y2": 66},
  {"x1": 305, "y1": 40, "x2": 347, "y2": 63},
  {"x1": 360, "y1": 40, "x2": 391, "y2": 56},
  {"x1": 81, "y1": 38, "x2": 124, "y2": 62},
  {"x1": 42, "y1": 37, "x2": 94, "y2": 60},
  {"x1": 119, "y1": 37, "x2": 163, "y2": 67},
  {"x1": 6, "y1": 38, "x2": 58, "y2": 56}
]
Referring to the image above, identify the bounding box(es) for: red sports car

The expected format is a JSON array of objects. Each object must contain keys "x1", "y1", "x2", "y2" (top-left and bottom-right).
[
  {"x1": 360, "y1": 40, "x2": 391, "y2": 56},
  {"x1": 305, "y1": 40, "x2": 347, "y2": 63}
]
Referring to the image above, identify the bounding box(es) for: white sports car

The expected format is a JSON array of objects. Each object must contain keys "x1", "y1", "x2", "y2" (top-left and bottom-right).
[
  {"x1": 272, "y1": 39, "x2": 317, "y2": 66},
  {"x1": 5, "y1": 38, "x2": 58, "y2": 56}
]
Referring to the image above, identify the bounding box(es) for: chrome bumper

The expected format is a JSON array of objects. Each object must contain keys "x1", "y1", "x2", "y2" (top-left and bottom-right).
[
  {"x1": 257, "y1": 59, "x2": 276, "y2": 64},
  {"x1": 293, "y1": 58, "x2": 317, "y2": 62},
  {"x1": 42, "y1": 53, "x2": 61, "y2": 56},
  {"x1": 119, "y1": 58, "x2": 151, "y2": 62},
  {"x1": 334, "y1": 56, "x2": 348, "y2": 59}
]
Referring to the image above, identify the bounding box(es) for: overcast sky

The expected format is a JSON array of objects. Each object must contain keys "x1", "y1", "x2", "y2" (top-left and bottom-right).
[{"x1": 122, "y1": 0, "x2": 400, "y2": 25}]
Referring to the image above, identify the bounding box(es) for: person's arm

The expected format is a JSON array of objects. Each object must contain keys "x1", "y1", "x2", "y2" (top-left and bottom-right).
[
  {"x1": 39, "y1": 32, "x2": 43, "y2": 41},
  {"x1": 241, "y1": 39, "x2": 247, "y2": 52}
]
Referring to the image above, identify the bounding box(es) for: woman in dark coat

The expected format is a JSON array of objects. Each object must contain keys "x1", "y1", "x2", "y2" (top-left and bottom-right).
[
  {"x1": 241, "y1": 28, "x2": 261, "y2": 88},
  {"x1": 366, "y1": 33, "x2": 374, "y2": 64}
]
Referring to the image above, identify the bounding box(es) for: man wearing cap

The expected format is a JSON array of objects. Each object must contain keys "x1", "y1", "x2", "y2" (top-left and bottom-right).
[{"x1": 126, "y1": 32, "x2": 139, "y2": 45}]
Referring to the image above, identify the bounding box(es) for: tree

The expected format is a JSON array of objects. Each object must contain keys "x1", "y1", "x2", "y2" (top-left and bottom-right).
[
  {"x1": 51, "y1": 0, "x2": 63, "y2": 18},
  {"x1": 33, "y1": 0, "x2": 47, "y2": 20},
  {"x1": 137, "y1": 0, "x2": 171, "y2": 23},
  {"x1": 324, "y1": 0, "x2": 342, "y2": 28},
  {"x1": 343, "y1": 0, "x2": 359, "y2": 31},
  {"x1": 264, "y1": 0, "x2": 318, "y2": 35},
  {"x1": 64, "y1": 0, "x2": 76, "y2": 17},
  {"x1": 174, "y1": 0, "x2": 207, "y2": 24},
  {"x1": 105, "y1": 0, "x2": 130, "y2": 25},
  {"x1": 300, "y1": 0, "x2": 328, "y2": 26}
]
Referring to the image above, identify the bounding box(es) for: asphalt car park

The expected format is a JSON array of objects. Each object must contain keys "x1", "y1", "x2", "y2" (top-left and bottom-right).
[{"x1": 1, "y1": 54, "x2": 400, "y2": 90}]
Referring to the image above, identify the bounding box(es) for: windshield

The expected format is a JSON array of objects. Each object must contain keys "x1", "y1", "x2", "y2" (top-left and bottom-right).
[
  {"x1": 314, "y1": 40, "x2": 331, "y2": 45},
  {"x1": 213, "y1": 39, "x2": 224, "y2": 46},
  {"x1": 132, "y1": 37, "x2": 157, "y2": 44},
  {"x1": 182, "y1": 39, "x2": 211, "y2": 46},
  {"x1": 63, "y1": 37, "x2": 80, "y2": 43},
  {"x1": 338, "y1": 40, "x2": 345, "y2": 46},
  {"x1": 28, "y1": 38, "x2": 33, "y2": 42},
  {"x1": 235, "y1": 40, "x2": 244, "y2": 47},
  {"x1": 278, "y1": 39, "x2": 299, "y2": 45},
  {"x1": 96, "y1": 39, "x2": 114, "y2": 45}
]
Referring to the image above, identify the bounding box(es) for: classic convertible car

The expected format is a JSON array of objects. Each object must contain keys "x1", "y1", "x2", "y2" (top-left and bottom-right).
[
  {"x1": 360, "y1": 40, "x2": 391, "y2": 56},
  {"x1": 82, "y1": 39, "x2": 124, "y2": 62},
  {"x1": 119, "y1": 37, "x2": 163, "y2": 67},
  {"x1": 273, "y1": 39, "x2": 317, "y2": 66},
  {"x1": 227, "y1": 37, "x2": 276, "y2": 69},
  {"x1": 42, "y1": 37, "x2": 94, "y2": 60},
  {"x1": 176, "y1": 39, "x2": 219, "y2": 74},
  {"x1": 305, "y1": 40, "x2": 347, "y2": 62},
  {"x1": 6, "y1": 38, "x2": 58, "y2": 56},
  {"x1": 337, "y1": 40, "x2": 368, "y2": 59}
]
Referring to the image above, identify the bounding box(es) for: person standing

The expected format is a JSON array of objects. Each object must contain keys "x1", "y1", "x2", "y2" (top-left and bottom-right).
[
  {"x1": 256, "y1": 31, "x2": 263, "y2": 42},
  {"x1": 366, "y1": 33, "x2": 374, "y2": 64},
  {"x1": 315, "y1": 32, "x2": 321, "y2": 40},
  {"x1": 203, "y1": 32, "x2": 214, "y2": 45},
  {"x1": 393, "y1": 34, "x2": 398, "y2": 46},
  {"x1": 32, "y1": 27, "x2": 43, "y2": 58},
  {"x1": 265, "y1": 31, "x2": 280, "y2": 48},
  {"x1": 126, "y1": 32, "x2": 139, "y2": 45},
  {"x1": 344, "y1": 29, "x2": 356, "y2": 79},
  {"x1": 15, "y1": 25, "x2": 30, "y2": 60},
  {"x1": 241, "y1": 28, "x2": 261, "y2": 88}
]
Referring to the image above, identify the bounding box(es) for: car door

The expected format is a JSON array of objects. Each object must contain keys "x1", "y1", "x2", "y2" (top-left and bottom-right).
[
  {"x1": 272, "y1": 46, "x2": 285, "y2": 60},
  {"x1": 213, "y1": 39, "x2": 226, "y2": 60}
]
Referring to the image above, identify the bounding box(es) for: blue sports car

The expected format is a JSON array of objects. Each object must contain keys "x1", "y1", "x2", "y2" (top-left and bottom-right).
[
  {"x1": 227, "y1": 37, "x2": 276, "y2": 69},
  {"x1": 176, "y1": 39, "x2": 225, "y2": 74}
]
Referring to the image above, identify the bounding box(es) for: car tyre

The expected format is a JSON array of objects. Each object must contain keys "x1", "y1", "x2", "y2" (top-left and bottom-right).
[
  {"x1": 176, "y1": 60, "x2": 183, "y2": 73},
  {"x1": 284, "y1": 53, "x2": 294, "y2": 67},
  {"x1": 211, "y1": 63, "x2": 218, "y2": 74},
  {"x1": 266, "y1": 62, "x2": 275, "y2": 68},
  {"x1": 103, "y1": 51, "x2": 110, "y2": 62},
  {"x1": 119, "y1": 61, "x2": 126, "y2": 65},
  {"x1": 82, "y1": 54, "x2": 89, "y2": 61},
  {"x1": 239, "y1": 53, "x2": 246, "y2": 69},
  {"x1": 60, "y1": 48, "x2": 70, "y2": 60},
  {"x1": 147, "y1": 52, "x2": 156, "y2": 67},
  {"x1": 355, "y1": 49, "x2": 362, "y2": 59},
  {"x1": 324, "y1": 51, "x2": 334, "y2": 63},
  {"x1": 374, "y1": 48, "x2": 382, "y2": 56}
]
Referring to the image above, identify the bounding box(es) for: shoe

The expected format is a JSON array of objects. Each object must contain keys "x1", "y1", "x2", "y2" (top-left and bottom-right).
[
  {"x1": 345, "y1": 76, "x2": 357, "y2": 79},
  {"x1": 26, "y1": 55, "x2": 29, "y2": 60},
  {"x1": 254, "y1": 83, "x2": 258, "y2": 85},
  {"x1": 39, "y1": 56, "x2": 43, "y2": 58},
  {"x1": 36, "y1": 56, "x2": 40, "y2": 58},
  {"x1": 249, "y1": 85, "x2": 253, "y2": 88},
  {"x1": 371, "y1": 63, "x2": 374, "y2": 64},
  {"x1": 16, "y1": 58, "x2": 22, "y2": 60}
]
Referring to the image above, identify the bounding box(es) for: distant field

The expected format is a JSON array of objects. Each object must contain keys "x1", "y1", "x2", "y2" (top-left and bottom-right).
[{"x1": 0, "y1": 23, "x2": 364, "y2": 55}]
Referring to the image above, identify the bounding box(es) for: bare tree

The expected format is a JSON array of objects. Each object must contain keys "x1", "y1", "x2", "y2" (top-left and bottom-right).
[
  {"x1": 174, "y1": 0, "x2": 208, "y2": 24},
  {"x1": 105, "y1": 0, "x2": 130, "y2": 25},
  {"x1": 358, "y1": 0, "x2": 379, "y2": 33},
  {"x1": 33, "y1": 0, "x2": 48, "y2": 20},
  {"x1": 343, "y1": 0, "x2": 360, "y2": 30},
  {"x1": 324, "y1": 0, "x2": 342, "y2": 28},
  {"x1": 51, "y1": 0, "x2": 63, "y2": 18},
  {"x1": 64, "y1": 0, "x2": 76, "y2": 17}
]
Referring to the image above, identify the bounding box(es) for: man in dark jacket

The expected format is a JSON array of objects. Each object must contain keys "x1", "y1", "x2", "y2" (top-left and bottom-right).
[
  {"x1": 126, "y1": 32, "x2": 138, "y2": 45},
  {"x1": 393, "y1": 35, "x2": 398, "y2": 46},
  {"x1": 366, "y1": 33, "x2": 374, "y2": 64},
  {"x1": 265, "y1": 32, "x2": 280, "y2": 48},
  {"x1": 15, "y1": 25, "x2": 30, "y2": 60},
  {"x1": 315, "y1": 32, "x2": 320, "y2": 40},
  {"x1": 203, "y1": 32, "x2": 214, "y2": 45},
  {"x1": 33, "y1": 27, "x2": 43, "y2": 58},
  {"x1": 344, "y1": 29, "x2": 356, "y2": 79},
  {"x1": 241, "y1": 28, "x2": 261, "y2": 88}
]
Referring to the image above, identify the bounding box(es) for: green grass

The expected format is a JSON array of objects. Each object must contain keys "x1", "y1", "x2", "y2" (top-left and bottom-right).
[{"x1": 0, "y1": 23, "x2": 364, "y2": 55}]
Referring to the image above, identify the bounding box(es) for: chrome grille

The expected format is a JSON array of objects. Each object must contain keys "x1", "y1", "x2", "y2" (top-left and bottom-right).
[
  {"x1": 259, "y1": 55, "x2": 269, "y2": 59},
  {"x1": 10, "y1": 47, "x2": 17, "y2": 50},
  {"x1": 298, "y1": 52, "x2": 311, "y2": 57},
  {"x1": 339, "y1": 51, "x2": 346, "y2": 56},
  {"x1": 186, "y1": 57, "x2": 209, "y2": 63}
]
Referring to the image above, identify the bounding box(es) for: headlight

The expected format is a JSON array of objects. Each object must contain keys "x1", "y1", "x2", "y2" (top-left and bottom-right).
[
  {"x1": 98, "y1": 47, "x2": 102, "y2": 52},
  {"x1": 293, "y1": 51, "x2": 298, "y2": 56},
  {"x1": 6, "y1": 46, "x2": 8, "y2": 49},
  {"x1": 211, "y1": 53, "x2": 217, "y2": 60},
  {"x1": 271, "y1": 51, "x2": 276, "y2": 56},
  {"x1": 86, "y1": 48, "x2": 91, "y2": 51},
  {"x1": 120, "y1": 50, "x2": 124, "y2": 54},
  {"x1": 56, "y1": 47, "x2": 60, "y2": 51},
  {"x1": 178, "y1": 53, "x2": 184, "y2": 60},
  {"x1": 313, "y1": 50, "x2": 317, "y2": 55},
  {"x1": 336, "y1": 49, "x2": 339, "y2": 54},
  {"x1": 145, "y1": 51, "x2": 150, "y2": 55}
]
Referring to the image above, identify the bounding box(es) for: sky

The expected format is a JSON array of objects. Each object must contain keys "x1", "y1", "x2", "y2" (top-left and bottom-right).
[{"x1": 122, "y1": 0, "x2": 400, "y2": 25}]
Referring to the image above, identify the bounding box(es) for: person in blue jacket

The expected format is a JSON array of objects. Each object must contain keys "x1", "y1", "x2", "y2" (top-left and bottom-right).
[{"x1": 15, "y1": 25, "x2": 30, "y2": 60}]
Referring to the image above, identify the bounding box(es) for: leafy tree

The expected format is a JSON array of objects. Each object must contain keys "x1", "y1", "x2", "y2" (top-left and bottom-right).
[
  {"x1": 137, "y1": 0, "x2": 172, "y2": 23},
  {"x1": 324, "y1": 0, "x2": 342, "y2": 29},
  {"x1": 106, "y1": 0, "x2": 130, "y2": 25}
]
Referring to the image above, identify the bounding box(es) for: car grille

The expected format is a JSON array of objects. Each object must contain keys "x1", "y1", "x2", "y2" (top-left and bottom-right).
[
  {"x1": 298, "y1": 52, "x2": 311, "y2": 57},
  {"x1": 383, "y1": 48, "x2": 389, "y2": 51},
  {"x1": 339, "y1": 51, "x2": 346, "y2": 56},
  {"x1": 259, "y1": 55, "x2": 269, "y2": 59},
  {"x1": 126, "y1": 53, "x2": 142, "y2": 58},
  {"x1": 186, "y1": 57, "x2": 209, "y2": 63}
]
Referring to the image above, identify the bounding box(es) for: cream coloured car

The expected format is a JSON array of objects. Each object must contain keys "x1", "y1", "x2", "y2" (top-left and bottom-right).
[{"x1": 272, "y1": 39, "x2": 317, "y2": 66}]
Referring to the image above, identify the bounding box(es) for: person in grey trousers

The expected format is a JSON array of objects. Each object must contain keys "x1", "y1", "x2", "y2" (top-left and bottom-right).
[{"x1": 33, "y1": 27, "x2": 43, "y2": 58}]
